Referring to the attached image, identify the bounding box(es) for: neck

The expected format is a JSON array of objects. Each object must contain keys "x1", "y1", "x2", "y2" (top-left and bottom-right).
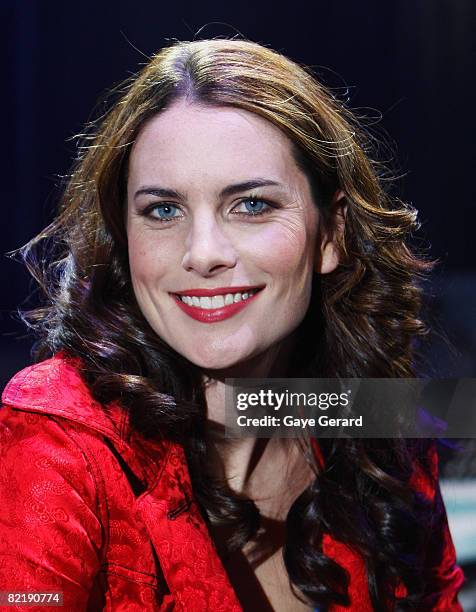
[
  {"x1": 200, "y1": 332, "x2": 305, "y2": 503},
  {"x1": 202, "y1": 330, "x2": 298, "y2": 424}
]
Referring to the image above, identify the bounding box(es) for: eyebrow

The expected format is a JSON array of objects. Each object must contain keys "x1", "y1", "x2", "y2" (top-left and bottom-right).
[{"x1": 134, "y1": 178, "x2": 282, "y2": 201}]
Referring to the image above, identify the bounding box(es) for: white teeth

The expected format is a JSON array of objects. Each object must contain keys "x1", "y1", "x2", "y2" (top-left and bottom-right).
[
  {"x1": 178, "y1": 288, "x2": 261, "y2": 308},
  {"x1": 199, "y1": 296, "x2": 212, "y2": 309},
  {"x1": 211, "y1": 295, "x2": 225, "y2": 308}
]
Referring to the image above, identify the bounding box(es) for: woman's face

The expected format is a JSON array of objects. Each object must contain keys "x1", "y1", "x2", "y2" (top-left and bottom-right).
[{"x1": 126, "y1": 99, "x2": 338, "y2": 371}]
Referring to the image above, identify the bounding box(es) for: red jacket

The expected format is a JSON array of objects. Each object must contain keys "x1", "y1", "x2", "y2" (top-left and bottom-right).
[{"x1": 0, "y1": 354, "x2": 464, "y2": 611}]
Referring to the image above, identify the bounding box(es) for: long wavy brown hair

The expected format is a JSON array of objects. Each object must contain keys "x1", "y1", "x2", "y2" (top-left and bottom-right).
[{"x1": 20, "y1": 38, "x2": 437, "y2": 610}]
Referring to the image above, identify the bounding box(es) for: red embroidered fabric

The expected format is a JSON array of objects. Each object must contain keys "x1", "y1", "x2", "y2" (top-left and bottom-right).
[{"x1": 0, "y1": 355, "x2": 465, "y2": 610}]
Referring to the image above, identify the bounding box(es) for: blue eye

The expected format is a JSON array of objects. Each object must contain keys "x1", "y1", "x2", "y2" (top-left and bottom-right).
[
  {"x1": 148, "y1": 203, "x2": 182, "y2": 221},
  {"x1": 233, "y1": 197, "x2": 273, "y2": 217}
]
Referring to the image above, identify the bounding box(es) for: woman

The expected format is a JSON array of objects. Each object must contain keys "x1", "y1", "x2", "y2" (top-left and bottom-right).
[{"x1": 0, "y1": 38, "x2": 464, "y2": 611}]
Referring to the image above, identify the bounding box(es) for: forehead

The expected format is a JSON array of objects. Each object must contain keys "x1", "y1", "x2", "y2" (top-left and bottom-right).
[{"x1": 128, "y1": 100, "x2": 304, "y2": 188}]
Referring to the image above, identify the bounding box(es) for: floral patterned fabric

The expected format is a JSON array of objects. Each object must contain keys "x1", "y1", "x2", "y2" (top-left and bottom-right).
[{"x1": 0, "y1": 354, "x2": 464, "y2": 610}]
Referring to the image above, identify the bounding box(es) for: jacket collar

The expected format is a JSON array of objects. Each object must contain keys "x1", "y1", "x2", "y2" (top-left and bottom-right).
[{"x1": 1, "y1": 353, "x2": 133, "y2": 445}]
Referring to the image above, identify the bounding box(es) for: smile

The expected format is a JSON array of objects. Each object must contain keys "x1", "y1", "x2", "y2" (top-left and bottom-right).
[{"x1": 170, "y1": 287, "x2": 264, "y2": 323}]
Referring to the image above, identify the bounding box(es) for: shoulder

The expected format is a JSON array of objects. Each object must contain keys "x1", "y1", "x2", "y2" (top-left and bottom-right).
[
  {"x1": 2, "y1": 353, "x2": 129, "y2": 443},
  {"x1": 1, "y1": 355, "x2": 110, "y2": 511},
  {"x1": 1, "y1": 353, "x2": 173, "y2": 490}
]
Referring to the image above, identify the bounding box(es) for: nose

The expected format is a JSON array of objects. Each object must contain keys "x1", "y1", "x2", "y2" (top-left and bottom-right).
[{"x1": 181, "y1": 211, "x2": 238, "y2": 277}]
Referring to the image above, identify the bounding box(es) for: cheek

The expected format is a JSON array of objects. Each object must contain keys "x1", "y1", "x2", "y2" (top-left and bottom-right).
[
  {"x1": 128, "y1": 243, "x2": 149, "y2": 285},
  {"x1": 127, "y1": 230, "x2": 167, "y2": 289},
  {"x1": 246, "y1": 221, "x2": 314, "y2": 274}
]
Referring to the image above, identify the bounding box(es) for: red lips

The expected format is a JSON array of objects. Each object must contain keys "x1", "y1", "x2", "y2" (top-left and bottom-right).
[{"x1": 171, "y1": 289, "x2": 263, "y2": 323}]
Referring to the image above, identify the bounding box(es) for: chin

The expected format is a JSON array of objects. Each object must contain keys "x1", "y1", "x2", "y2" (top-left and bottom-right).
[
  {"x1": 188, "y1": 353, "x2": 243, "y2": 371},
  {"x1": 183, "y1": 344, "x2": 252, "y2": 372}
]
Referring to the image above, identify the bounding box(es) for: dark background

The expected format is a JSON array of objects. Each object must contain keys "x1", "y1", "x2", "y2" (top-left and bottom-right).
[{"x1": 2, "y1": 0, "x2": 476, "y2": 605}]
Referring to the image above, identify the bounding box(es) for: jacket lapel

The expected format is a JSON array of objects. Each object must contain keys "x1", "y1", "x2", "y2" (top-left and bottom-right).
[{"x1": 135, "y1": 442, "x2": 243, "y2": 611}]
